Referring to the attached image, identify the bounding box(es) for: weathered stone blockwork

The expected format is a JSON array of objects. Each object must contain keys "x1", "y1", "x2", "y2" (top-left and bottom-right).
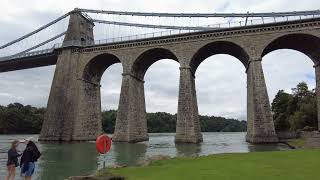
[
  {"x1": 176, "y1": 67, "x2": 203, "y2": 143},
  {"x1": 246, "y1": 59, "x2": 278, "y2": 143},
  {"x1": 39, "y1": 12, "x2": 320, "y2": 143},
  {"x1": 113, "y1": 74, "x2": 149, "y2": 143}
]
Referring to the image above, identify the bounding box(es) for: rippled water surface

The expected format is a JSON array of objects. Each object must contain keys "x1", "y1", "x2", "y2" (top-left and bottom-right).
[{"x1": 0, "y1": 132, "x2": 290, "y2": 179}]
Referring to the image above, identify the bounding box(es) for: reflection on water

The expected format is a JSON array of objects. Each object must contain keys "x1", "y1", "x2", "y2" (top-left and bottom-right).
[
  {"x1": 111, "y1": 143, "x2": 147, "y2": 166},
  {"x1": 39, "y1": 142, "x2": 98, "y2": 180},
  {"x1": 175, "y1": 143, "x2": 201, "y2": 157},
  {"x1": 0, "y1": 132, "x2": 291, "y2": 180},
  {"x1": 247, "y1": 143, "x2": 290, "y2": 152}
]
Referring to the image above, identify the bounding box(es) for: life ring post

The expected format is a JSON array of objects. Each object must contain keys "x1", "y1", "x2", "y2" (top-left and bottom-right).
[{"x1": 96, "y1": 134, "x2": 112, "y2": 169}]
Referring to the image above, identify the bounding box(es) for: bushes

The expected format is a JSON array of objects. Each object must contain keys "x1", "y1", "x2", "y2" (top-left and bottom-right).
[
  {"x1": 102, "y1": 110, "x2": 246, "y2": 133},
  {"x1": 0, "y1": 104, "x2": 246, "y2": 134},
  {"x1": 0, "y1": 103, "x2": 45, "y2": 134},
  {"x1": 271, "y1": 82, "x2": 318, "y2": 132}
]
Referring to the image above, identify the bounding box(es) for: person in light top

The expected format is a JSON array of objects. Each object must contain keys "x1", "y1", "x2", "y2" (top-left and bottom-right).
[{"x1": 5, "y1": 140, "x2": 21, "y2": 180}]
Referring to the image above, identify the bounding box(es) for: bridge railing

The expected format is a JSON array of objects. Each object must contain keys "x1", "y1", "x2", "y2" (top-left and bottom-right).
[
  {"x1": 0, "y1": 48, "x2": 55, "y2": 62},
  {"x1": 60, "y1": 14, "x2": 320, "y2": 47},
  {"x1": 2, "y1": 12, "x2": 320, "y2": 62}
]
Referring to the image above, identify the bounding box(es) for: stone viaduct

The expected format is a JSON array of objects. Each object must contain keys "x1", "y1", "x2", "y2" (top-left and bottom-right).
[{"x1": 4, "y1": 11, "x2": 320, "y2": 143}]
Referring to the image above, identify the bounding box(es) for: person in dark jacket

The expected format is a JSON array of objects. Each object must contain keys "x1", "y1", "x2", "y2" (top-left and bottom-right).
[
  {"x1": 5, "y1": 140, "x2": 21, "y2": 180},
  {"x1": 20, "y1": 140, "x2": 41, "y2": 180}
]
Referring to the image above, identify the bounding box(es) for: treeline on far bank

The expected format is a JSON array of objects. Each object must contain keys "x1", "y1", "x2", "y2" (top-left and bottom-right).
[
  {"x1": 0, "y1": 103, "x2": 247, "y2": 134},
  {"x1": 102, "y1": 111, "x2": 246, "y2": 133}
]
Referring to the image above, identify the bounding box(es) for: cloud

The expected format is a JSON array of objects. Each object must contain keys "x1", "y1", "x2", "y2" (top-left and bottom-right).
[{"x1": 0, "y1": 0, "x2": 318, "y2": 120}]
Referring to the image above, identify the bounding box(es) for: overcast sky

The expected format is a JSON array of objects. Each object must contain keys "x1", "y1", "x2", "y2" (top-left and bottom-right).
[{"x1": 0, "y1": 0, "x2": 318, "y2": 120}]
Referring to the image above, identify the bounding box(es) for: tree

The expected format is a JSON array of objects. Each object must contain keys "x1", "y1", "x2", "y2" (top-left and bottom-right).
[
  {"x1": 0, "y1": 104, "x2": 247, "y2": 134},
  {"x1": 271, "y1": 90, "x2": 292, "y2": 131},
  {"x1": 292, "y1": 82, "x2": 310, "y2": 99},
  {"x1": 100, "y1": 110, "x2": 246, "y2": 133},
  {"x1": 271, "y1": 82, "x2": 318, "y2": 132}
]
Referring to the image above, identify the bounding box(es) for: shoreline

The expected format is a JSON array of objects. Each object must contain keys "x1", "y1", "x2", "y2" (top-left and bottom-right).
[{"x1": 68, "y1": 149, "x2": 320, "y2": 180}]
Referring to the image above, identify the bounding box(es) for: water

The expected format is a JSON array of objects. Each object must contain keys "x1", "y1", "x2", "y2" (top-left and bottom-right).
[{"x1": 0, "y1": 132, "x2": 290, "y2": 180}]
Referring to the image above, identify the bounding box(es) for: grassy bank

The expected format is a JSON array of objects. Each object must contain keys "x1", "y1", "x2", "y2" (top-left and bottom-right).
[{"x1": 98, "y1": 150, "x2": 320, "y2": 180}]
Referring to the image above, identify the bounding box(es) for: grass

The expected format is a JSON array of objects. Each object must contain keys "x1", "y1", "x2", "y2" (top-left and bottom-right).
[{"x1": 99, "y1": 150, "x2": 320, "y2": 180}]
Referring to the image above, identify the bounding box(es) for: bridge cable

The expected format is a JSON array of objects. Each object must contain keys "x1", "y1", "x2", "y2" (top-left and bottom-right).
[
  {"x1": 15, "y1": 31, "x2": 66, "y2": 56},
  {"x1": 79, "y1": 8, "x2": 320, "y2": 18},
  {"x1": 93, "y1": 19, "x2": 216, "y2": 31},
  {"x1": 0, "y1": 13, "x2": 70, "y2": 50}
]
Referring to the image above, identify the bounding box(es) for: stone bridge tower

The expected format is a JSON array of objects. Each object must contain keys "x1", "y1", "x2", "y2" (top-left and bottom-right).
[{"x1": 39, "y1": 10, "x2": 98, "y2": 141}]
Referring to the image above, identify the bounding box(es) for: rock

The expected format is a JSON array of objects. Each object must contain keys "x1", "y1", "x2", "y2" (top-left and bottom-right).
[
  {"x1": 67, "y1": 175, "x2": 98, "y2": 180},
  {"x1": 137, "y1": 155, "x2": 171, "y2": 166},
  {"x1": 302, "y1": 126, "x2": 317, "y2": 132},
  {"x1": 111, "y1": 164, "x2": 127, "y2": 169},
  {"x1": 67, "y1": 175, "x2": 125, "y2": 180}
]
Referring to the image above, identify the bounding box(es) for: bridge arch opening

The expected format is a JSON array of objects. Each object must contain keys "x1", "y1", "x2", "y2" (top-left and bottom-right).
[
  {"x1": 187, "y1": 41, "x2": 249, "y2": 135},
  {"x1": 262, "y1": 48, "x2": 318, "y2": 134},
  {"x1": 131, "y1": 48, "x2": 179, "y2": 80},
  {"x1": 131, "y1": 48, "x2": 180, "y2": 133},
  {"x1": 190, "y1": 41, "x2": 249, "y2": 75},
  {"x1": 194, "y1": 53, "x2": 247, "y2": 124},
  {"x1": 83, "y1": 53, "x2": 122, "y2": 84},
  {"x1": 262, "y1": 33, "x2": 320, "y2": 63},
  {"x1": 82, "y1": 53, "x2": 123, "y2": 135}
]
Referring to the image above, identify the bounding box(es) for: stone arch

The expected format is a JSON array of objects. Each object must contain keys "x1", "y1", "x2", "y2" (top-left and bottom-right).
[
  {"x1": 262, "y1": 33, "x2": 320, "y2": 63},
  {"x1": 131, "y1": 48, "x2": 179, "y2": 80},
  {"x1": 261, "y1": 33, "x2": 320, "y2": 133},
  {"x1": 190, "y1": 41, "x2": 249, "y2": 75},
  {"x1": 83, "y1": 53, "x2": 122, "y2": 84},
  {"x1": 77, "y1": 53, "x2": 123, "y2": 141}
]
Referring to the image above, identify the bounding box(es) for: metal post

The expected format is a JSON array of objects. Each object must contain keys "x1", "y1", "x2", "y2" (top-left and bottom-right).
[
  {"x1": 103, "y1": 140, "x2": 106, "y2": 168},
  {"x1": 245, "y1": 11, "x2": 249, "y2": 26}
]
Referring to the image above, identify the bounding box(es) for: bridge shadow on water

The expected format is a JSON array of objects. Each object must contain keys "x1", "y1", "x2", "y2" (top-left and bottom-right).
[
  {"x1": 175, "y1": 143, "x2": 202, "y2": 157},
  {"x1": 247, "y1": 143, "x2": 291, "y2": 152},
  {"x1": 37, "y1": 142, "x2": 98, "y2": 180},
  {"x1": 108, "y1": 142, "x2": 148, "y2": 167}
]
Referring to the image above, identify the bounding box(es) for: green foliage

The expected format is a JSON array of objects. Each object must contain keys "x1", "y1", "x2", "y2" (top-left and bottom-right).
[
  {"x1": 0, "y1": 103, "x2": 45, "y2": 134},
  {"x1": 102, "y1": 110, "x2": 246, "y2": 133},
  {"x1": 199, "y1": 115, "x2": 246, "y2": 132},
  {"x1": 271, "y1": 82, "x2": 318, "y2": 131},
  {"x1": 147, "y1": 112, "x2": 177, "y2": 133},
  {"x1": 102, "y1": 110, "x2": 117, "y2": 133},
  {"x1": 0, "y1": 104, "x2": 246, "y2": 134}
]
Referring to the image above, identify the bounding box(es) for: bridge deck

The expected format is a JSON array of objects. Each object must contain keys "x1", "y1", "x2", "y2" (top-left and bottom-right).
[
  {"x1": 1, "y1": 17, "x2": 320, "y2": 73},
  {"x1": 0, "y1": 52, "x2": 57, "y2": 72}
]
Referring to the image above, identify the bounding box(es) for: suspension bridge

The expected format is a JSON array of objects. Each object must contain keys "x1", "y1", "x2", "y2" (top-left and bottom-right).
[
  {"x1": 1, "y1": 8, "x2": 320, "y2": 143},
  {"x1": 1, "y1": 8, "x2": 320, "y2": 63}
]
